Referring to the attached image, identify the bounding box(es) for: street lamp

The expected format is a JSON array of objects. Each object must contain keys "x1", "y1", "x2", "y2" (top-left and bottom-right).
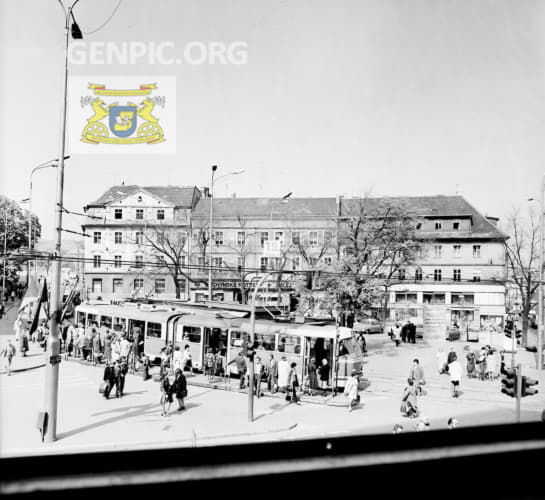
[
  {"x1": 41, "y1": 0, "x2": 82, "y2": 443},
  {"x1": 207, "y1": 166, "x2": 245, "y2": 302}
]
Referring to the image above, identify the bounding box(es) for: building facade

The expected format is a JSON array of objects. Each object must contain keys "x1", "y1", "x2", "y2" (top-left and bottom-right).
[{"x1": 82, "y1": 185, "x2": 201, "y2": 300}]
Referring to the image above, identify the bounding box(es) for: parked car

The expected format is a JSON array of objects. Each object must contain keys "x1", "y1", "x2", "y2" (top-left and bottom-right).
[{"x1": 353, "y1": 318, "x2": 383, "y2": 334}]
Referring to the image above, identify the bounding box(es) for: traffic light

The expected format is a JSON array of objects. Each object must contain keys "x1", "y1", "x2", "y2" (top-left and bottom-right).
[
  {"x1": 501, "y1": 366, "x2": 517, "y2": 398},
  {"x1": 521, "y1": 376, "x2": 539, "y2": 397}
]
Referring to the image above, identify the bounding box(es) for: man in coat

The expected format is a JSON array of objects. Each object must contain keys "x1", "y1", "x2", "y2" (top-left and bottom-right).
[
  {"x1": 103, "y1": 362, "x2": 116, "y2": 399},
  {"x1": 233, "y1": 351, "x2": 247, "y2": 389},
  {"x1": 409, "y1": 358, "x2": 425, "y2": 396},
  {"x1": 267, "y1": 354, "x2": 278, "y2": 393},
  {"x1": 407, "y1": 320, "x2": 417, "y2": 344}
]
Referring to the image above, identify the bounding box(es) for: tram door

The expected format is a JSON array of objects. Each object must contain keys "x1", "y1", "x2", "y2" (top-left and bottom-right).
[{"x1": 203, "y1": 327, "x2": 228, "y2": 360}]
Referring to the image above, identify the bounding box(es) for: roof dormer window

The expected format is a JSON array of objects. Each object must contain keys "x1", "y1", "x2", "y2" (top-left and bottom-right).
[
  {"x1": 137, "y1": 195, "x2": 143, "y2": 203},
  {"x1": 453, "y1": 221, "x2": 460, "y2": 230},
  {"x1": 435, "y1": 222, "x2": 442, "y2": 230}
]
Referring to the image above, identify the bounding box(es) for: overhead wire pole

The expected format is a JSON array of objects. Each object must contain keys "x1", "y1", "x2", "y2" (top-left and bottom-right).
[
  {"x1": 42, "y1": 0, "x2": 81, "y2": 443},
  {"x1": 2, "y1": 211, "x2": 7, "y2": 305}
]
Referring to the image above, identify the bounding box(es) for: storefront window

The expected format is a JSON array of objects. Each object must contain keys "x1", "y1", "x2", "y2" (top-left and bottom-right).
[{"x1": 277, "y1": 335, "x2": 301, "y2": 354}]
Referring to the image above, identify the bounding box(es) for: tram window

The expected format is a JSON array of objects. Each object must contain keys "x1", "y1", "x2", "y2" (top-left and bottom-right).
[
  {"x1": 76, "y1": 312, "x2": 85, "y2": 325},
  {"x1": 87, "y1": 314, "x2": 97, "y2": 327},
  {"x1": 230, "y1": 330, "x2": 245, "y2": 348},
  {"x1": 277, "y1": 335, "x2": 301, "y2": 354},
  {"x1": 255, "y1": 333, "x2": 275, "y2": 351},
  {"x1": 146, "y1": 322, "x2": 162, "y2": 339},
  {"x1": 113, "y1": 317, "x2": 126, "y2": 332},
  {"x1": 182, "y1": 325, "x2": 201, "y2": 343},
  {"x1": 100, "y1": 315, "x2": 112, "y2": 327}
]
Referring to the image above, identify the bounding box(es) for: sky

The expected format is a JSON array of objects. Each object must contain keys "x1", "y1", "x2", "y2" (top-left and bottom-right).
[{"x1": 1, "y1": 0, "x2": 544, "y2": 240}]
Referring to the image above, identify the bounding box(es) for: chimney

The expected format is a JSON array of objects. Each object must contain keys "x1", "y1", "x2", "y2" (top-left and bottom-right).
[{"x1": 200, "y1": 186, "x2": 210, "y2": 198}]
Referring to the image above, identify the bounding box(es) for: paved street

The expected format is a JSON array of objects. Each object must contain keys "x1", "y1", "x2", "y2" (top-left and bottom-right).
[{"x1": 1, "y1": 299, "x2": 544, "y2": 457}]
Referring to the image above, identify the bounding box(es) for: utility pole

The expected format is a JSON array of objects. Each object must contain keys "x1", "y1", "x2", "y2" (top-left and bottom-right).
[
  {"x1": 2, "y1": 211, "x2": 7, "y2": 305},
  {"x1": 538, "y1": 175, "x2": 544, "y2": 371},
  {"x1": 515, "y1": 363, "x2": 522, "y2": 423},
  {"x1": 208, "y1": 165, "x2": 217, "y2": 303},
  {"x1": 42, "y1": 0, "x2": 81, "y2": 443}
]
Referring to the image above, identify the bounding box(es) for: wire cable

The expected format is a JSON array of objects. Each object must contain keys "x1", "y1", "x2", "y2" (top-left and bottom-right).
[{"x1": 83, "y1": 0, "x2": 123, "y2": 35}]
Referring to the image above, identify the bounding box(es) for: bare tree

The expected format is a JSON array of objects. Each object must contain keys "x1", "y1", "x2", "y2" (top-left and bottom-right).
[{"x1": 504, "y1": 207, "x2": 539, "y2": 347}]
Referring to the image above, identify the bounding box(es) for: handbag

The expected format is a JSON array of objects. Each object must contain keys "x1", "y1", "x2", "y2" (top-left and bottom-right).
[
  {"x1": 99, "y1": 381, "x2": 107, "y2": 394},
  {"x1": 400, "y1": 401, "x2": 407, "y2": 413}
]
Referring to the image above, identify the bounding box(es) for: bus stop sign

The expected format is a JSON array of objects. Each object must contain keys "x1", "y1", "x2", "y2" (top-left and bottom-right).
[{"x1": 49, "y1": 355, "x2": 62, "y2": 365}]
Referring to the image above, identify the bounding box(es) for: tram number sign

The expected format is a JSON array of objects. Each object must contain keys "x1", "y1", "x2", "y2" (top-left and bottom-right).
[{"x1": 49, "y1": 355, "x2": 62, "y2": 365}]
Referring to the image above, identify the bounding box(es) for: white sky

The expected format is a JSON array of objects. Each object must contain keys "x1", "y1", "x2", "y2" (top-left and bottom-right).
[{"x1": 1, "y1": 0, "x2": 544, "y2": 238}]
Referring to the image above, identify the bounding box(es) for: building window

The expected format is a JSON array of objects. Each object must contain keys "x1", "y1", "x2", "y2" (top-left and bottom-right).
[
  {"x1": 92, "y1": 278, "x2": 102, "y2": 294},
  {"x1": 214, "y1": 231, "x2": 223, "y2": 246},
  {"x1": 157, "y1": 209, "x2": 165, "y2": 220},
  {"x1": 434, "y1": 245, "x2": 442, "y2": 258},
  {"x1": 309, "y1": 231, "x2": 319, "y2": 246},
  {"x1": 211, "y1": 257, "x2": 222, "y2": 267},
  {"x1": 434, "y1": 269, "x2": 442, "y2": 281},
  {"x1": 416, "y1": 246, "x2": 424, "y2": 259},
  {"x1": 473, "y1": 272, "x2": 481, "y2": 282},
  {"x1": 415, "y1": 268, "x2": 423, "y2": 281},
  {"x1": 157, "y1": 233, "x2": 165, "y2": 245},
  {"x1": 135, "y1": 255, "x2": 143, "y2": 269},
  {"x1": 114, "y1": 255, "x2": 122, "y2": 268},
  {"x1": 114, "y1": 232, "x2": 122, "y2": 244},
  {"x1": 324, "y1": 256, "x2": 332, "y2": 266},
  {"x1": 423, "y1": 293, "x2": 445, "y2": 304},
  {"x1": 114, "y1": 208, "x2": 123, "y2": 219},
  {"x1": 260, "y1": 257, "x2": 268, "y2": 272},
  {"x1": 309, "y1": 257, "x2": 318, "y2": 267},
  {"x1": 237, "y1": 232, "x2": 245, "y2": 246},
  {"x1": 155, "y1": 279, "x2": 166, "y2": 294},
  {"x1": 453, "y1": 221, "x2": 460, "y2": 230},
  {"x1": 112, "y1": 279, "x2": 123, "y2": 294},
  {"x1": 93, "y1": 255, "x2": 101, "y2": 268},
  {"x1": 453, "y1": 269, "x2": 461, "y2": 282},
  {"x1": 135, "y1": 231, "x2": 144, "y2": 245},
  {"x1": 292, "y1": 232, "x2": 300, "y2": 245},
  {"x1": 453, "y1": 245, "x2": 461, "y2": 258},
  {"x1": 473, "y1": 245, "x2": 481, "y2": 258},
  {"x1": 292, "y1": 256, "x2": 300, "y2": 271},
  {"x1": 260, "y1": 232, "x2": 269, "y2": 247},
  {"x1": 275, "y1": 231, "x2": 283, "y2": 242},
  {"x1": 93, "y1": 232, "x2": 101, "y2": 244},
  {"x1": 435, "y1": 222, "x2": 442, "y2": 230},
  {"x1": 133, "y1": 278, "x2": 144, "y2": 290},
  {"x1": 136, "y1": 209, "x2": 144, "y2": 220}
]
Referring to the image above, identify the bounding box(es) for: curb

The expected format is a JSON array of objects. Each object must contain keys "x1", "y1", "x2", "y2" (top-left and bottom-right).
[{"x1": 0, "y1": 423, "x2": 299, "y2": 457}]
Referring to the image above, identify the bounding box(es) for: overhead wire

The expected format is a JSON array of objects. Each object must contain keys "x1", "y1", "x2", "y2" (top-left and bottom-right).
[{"x1": 82, "y1": 0, "x2": 123, "y2": 35}]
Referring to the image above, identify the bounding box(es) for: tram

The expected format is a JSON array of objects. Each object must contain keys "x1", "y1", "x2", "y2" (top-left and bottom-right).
[{"x1": 74, "y1": 302, "x2": 363, "y2": 388}]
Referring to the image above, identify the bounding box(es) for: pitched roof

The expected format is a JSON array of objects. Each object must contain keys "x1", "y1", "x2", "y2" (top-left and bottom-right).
[
  {"x1": 192, "y1": 198, "x2": 337, "y2": 218},
  {"x1": 87, "y1": 186, "x2": 200, "y2": 208},
  {"x1": 193, "y1": 195, "x2": 507, "y2": 240}
]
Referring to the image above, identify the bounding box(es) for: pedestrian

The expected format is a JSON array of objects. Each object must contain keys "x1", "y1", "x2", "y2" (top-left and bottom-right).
[
  {"x1": 408, "y1": 320, "x2": 416, "y2": 344},
  {"x1": 267, "y1": 354, "x2": 278, "y2": 393},
  {"x1": 113, "y1": 361, "x2": 123, "y2": 398},
  {"x1": 448, "y1": 353, "x2": 463, "y2": 398},
  {"x1": 172, "y1": 345, "x2": 183, "y2": 372},
  {"x1": 343, "y1": 369, "x2": 360, "y2": 412},
  {"x1": 182, "y1": 344, "x2": 192, "y2": 374},
  {"x1": 254, "y1": 357, "x2": 264, "y2": 398},
  {"x1": 172, "y1": 368, "x2": 187, "y2": 411},
  {"x1": 287, "y1": 362, "x2": 301, "y2": 404},
  {"x1": 102, "y1": 362, "x2": 116, "y2": 399},
  {"x1": 92, "y1": 332, "x2": 102, "y2": 366},
  {"x1": 10, "y1": 290, "x2": 15, "y2": 302},
  {"x1": 118, "y1": 357, "x2": 128, "y2": 396},
  {"x1": 391, "y1": 322, "x2": 402, "y2": 347},
  {"x1": 307, "y1": 357, "x2": 319, "y2": 396},
  {"x1": 277, "y1": 356, "x2": 290, "y2": 392},
  {"x1": 233, "y1": 351, "x2": 247, "y2": 389},
  {"x1": 103, "y1": 333, "x2": 112, "y2": 364},
  {"x1": 159, "y1": 347, "x2": 169, "y2": 379},
  {"x1": 466, "y1": 350, "x2": 476, "y2": 378},
  {"x1": 486, "y1": 349, "x2": 497, "y2": 380},
  {"x1": 214, "y1": 350, "x2": 225, "y2": 377},
  {"x1": 317, "y1": 358, "x2": 330, "y2": 393},
  {"x1": 445, "y1": 347, "x2": 457, "y2": 374},
  {"x1": 142, "y1": 354, "x2": 151, "y2": 381},
  {"x1": 204, "y1": 347, "x2": 215, "y2": 381},
  {"x1": 120, "y1": 335, "x2": 131, "y2": 360},
  {"x1": 1, "y1": 339, "x2": 17, "y2": 375},
  {"x1": 401, "y1": 321, "x2": 409, "y2": 343},
  {"x1": 476, "y1": 347, "x2": 487, "y2": 381},
  {"x1": 409, "y1": 358, "x2": 426, "y2": 396},
  {"x1": 437, "y1": 347, "x2": 447, "y2": 374},
  {"x1": 19, "y1": 329, "x2": 29, "y2": 357},
  {"x1": 400, "y1": 378, "x2": 418, "y2": 418},
  {"x1": 160, "y1": 372, "x2": 173, "y2": 417},
  {"x1": 82, "y1": 330, "x2": 93, "y2": 361}
]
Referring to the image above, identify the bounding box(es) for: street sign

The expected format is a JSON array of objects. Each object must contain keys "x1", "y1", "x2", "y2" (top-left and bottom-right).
[{"x1": 49, "y1": 355, "x2": 62, "y2": 365}]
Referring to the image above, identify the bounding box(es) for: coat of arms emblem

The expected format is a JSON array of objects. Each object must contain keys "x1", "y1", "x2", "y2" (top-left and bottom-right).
[{"x1": 81, "y1": 83, "x2": 165, "y2": 144}]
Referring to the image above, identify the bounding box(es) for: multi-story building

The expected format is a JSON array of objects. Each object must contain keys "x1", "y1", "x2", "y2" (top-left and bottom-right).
[{"x1": 82, "y1": 185, "x2": 202, "y2": 300}]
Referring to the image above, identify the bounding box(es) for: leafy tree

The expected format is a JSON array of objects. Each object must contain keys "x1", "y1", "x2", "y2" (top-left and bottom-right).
[
  {"x1": 504, "y1": 207, "x2": 539, "y2": 347},
  {"x1": 0, "y1": 195, "x2": 41, "y2": 292}
]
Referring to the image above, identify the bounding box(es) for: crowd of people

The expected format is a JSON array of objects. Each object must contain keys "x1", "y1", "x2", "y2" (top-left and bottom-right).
[{"x1": 388, "y1": 320, "x2": 418, "y2": 347}]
